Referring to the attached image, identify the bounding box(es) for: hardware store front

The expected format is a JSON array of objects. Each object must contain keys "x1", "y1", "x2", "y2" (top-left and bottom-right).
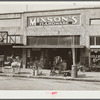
[{"x1": 25, "y1": 35, "x2": 83, "y2": 69}]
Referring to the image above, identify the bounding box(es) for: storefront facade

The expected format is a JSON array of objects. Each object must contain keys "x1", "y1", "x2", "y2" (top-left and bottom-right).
[
  {"x1": 1, "y1": 7, "x2": 100, "y2": 70},
  {"x1": 21, "y1": 8, "x2": 87, "y2": 69}
]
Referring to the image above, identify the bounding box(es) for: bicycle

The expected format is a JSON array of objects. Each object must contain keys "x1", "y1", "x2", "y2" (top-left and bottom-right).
[{"x1": 90, "y1": 64, "x2": 97, "y2": 72}]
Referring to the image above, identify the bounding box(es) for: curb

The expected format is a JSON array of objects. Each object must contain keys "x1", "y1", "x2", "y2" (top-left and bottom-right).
[{"x1": 0, "y1": 74, "x2": 100, "y2": 82}]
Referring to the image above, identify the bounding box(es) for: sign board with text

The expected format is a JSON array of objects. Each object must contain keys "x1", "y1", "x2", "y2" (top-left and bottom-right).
[{"x1": 27, "y1": 14, "x2": 80, "y2": 26}]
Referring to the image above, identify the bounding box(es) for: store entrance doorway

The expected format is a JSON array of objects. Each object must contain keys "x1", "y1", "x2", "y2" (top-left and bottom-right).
[
  {"x1": 47, "y1": 48, "x2": 72, "y2": 69},
  {"x1": 28, "y1": 48, "x2": 80, "y2": 70},
  {"x1": 30, "y1": 48, "x2": 73, "y2": 69}
]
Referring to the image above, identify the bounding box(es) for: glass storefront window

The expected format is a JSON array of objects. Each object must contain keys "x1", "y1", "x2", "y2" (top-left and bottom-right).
[{"x1": 91, "y1": 51, "x2": 100, "y2": 66}]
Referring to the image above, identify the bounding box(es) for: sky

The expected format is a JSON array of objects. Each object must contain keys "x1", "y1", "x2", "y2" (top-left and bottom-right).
[{"x1": 0, "y1": 1, "x2": 100, "y2": 13}]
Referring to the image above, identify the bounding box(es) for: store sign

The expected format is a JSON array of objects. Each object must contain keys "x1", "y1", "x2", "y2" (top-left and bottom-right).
[
  {"x1": 91, "y1": 54, "x2": 100, "y2": 63},
  {"x1": 91, "y1": 55, "x2": 100, "y2": 58},
  {"x1": 27, "y1": 14, "x2": 80, "y2": 26}
]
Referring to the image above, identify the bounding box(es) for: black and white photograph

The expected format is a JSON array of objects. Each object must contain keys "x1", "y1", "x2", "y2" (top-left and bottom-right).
[{"x1": 0, "y1": 1, "x2": 100, "y2": 99}]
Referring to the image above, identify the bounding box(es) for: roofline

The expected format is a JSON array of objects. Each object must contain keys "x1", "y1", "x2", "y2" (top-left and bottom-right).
[
  {"x1": 0, "y1": 6, "x2": 100, "y2": 15},
  {"x1": 23, "y1": 6, "x2": 100, "y2": 13}
]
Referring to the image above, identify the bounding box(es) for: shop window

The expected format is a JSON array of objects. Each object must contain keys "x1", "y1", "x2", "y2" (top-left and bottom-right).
[
  {"x1": 90, "y1": 19, "x2": 100, "y2": 25},
  {"x1": 90, "y1": 50, "x2": 100, "y2": 66}
]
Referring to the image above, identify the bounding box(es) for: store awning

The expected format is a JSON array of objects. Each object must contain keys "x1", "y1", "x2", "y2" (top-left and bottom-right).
[{"x1": 13, "y1": 45, "x2": 85, "y2": 49}]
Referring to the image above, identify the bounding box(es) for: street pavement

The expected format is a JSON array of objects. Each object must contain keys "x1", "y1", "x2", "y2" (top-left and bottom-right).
[{"x1": 0, "y1": 76, "x2": 100, "y2": 90}]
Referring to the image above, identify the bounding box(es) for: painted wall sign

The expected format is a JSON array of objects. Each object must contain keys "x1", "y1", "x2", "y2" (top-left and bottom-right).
[{"x1": 27, "y1": 14, "x2": 80, "y2": 26}]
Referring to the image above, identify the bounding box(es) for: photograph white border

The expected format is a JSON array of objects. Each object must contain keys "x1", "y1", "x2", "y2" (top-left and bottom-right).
[{"x1": 0, "y1": 1, "x2": 100, "y2": 99}]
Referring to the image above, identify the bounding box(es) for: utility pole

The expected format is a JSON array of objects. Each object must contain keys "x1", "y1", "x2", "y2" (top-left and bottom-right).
[{"x1": 71, "y1": 35, "x2": 77, "y2": 78}]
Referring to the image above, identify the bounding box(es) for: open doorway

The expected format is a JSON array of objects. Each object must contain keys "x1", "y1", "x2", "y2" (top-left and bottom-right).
[{"x1": 28, "y1": 48, "x2": 80, "y2": 70}]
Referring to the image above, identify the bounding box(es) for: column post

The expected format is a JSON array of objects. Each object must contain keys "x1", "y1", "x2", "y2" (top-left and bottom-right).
[
  {"x1": 71, "y1": 36, "x2": 77, "y2": 78},
  {"x1": 22, "y1": 49, "x2": 27, "y2": 68}
]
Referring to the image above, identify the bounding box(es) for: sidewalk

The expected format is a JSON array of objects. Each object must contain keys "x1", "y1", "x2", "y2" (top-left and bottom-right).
[{"x1": 0, "y1": 67, "x2": 100, "y2": 82}]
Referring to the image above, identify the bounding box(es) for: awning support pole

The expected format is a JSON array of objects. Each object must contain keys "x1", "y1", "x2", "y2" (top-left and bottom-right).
[
  {"x1": 72, "y1": 48, "x2": 75, "y2": 66},
  {"x1": 71, "y1": 36, "x2": 77, "y2": 78}
]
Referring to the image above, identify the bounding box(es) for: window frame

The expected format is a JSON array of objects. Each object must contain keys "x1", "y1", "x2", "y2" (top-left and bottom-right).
[
  {"x1": 90, "y1": 18, "x2": 100, "y2": 25},
  {"x1": 90, "y1": 36, "x2": 100, "y2": 45},
  {"x1": 27, "y1": 35, "x2": 80, "y2": 46}
]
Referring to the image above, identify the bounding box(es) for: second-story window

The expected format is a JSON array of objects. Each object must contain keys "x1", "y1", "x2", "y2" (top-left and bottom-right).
[
  {"x1": 90, "y1": 36, "x2": 100, "y2": 45},
  {"x1": 90, "y1": 19, "x2": 100, "y2": 25},
  {"x1": 27, "y1": 35, "x2": 80, "y2": 46}
]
